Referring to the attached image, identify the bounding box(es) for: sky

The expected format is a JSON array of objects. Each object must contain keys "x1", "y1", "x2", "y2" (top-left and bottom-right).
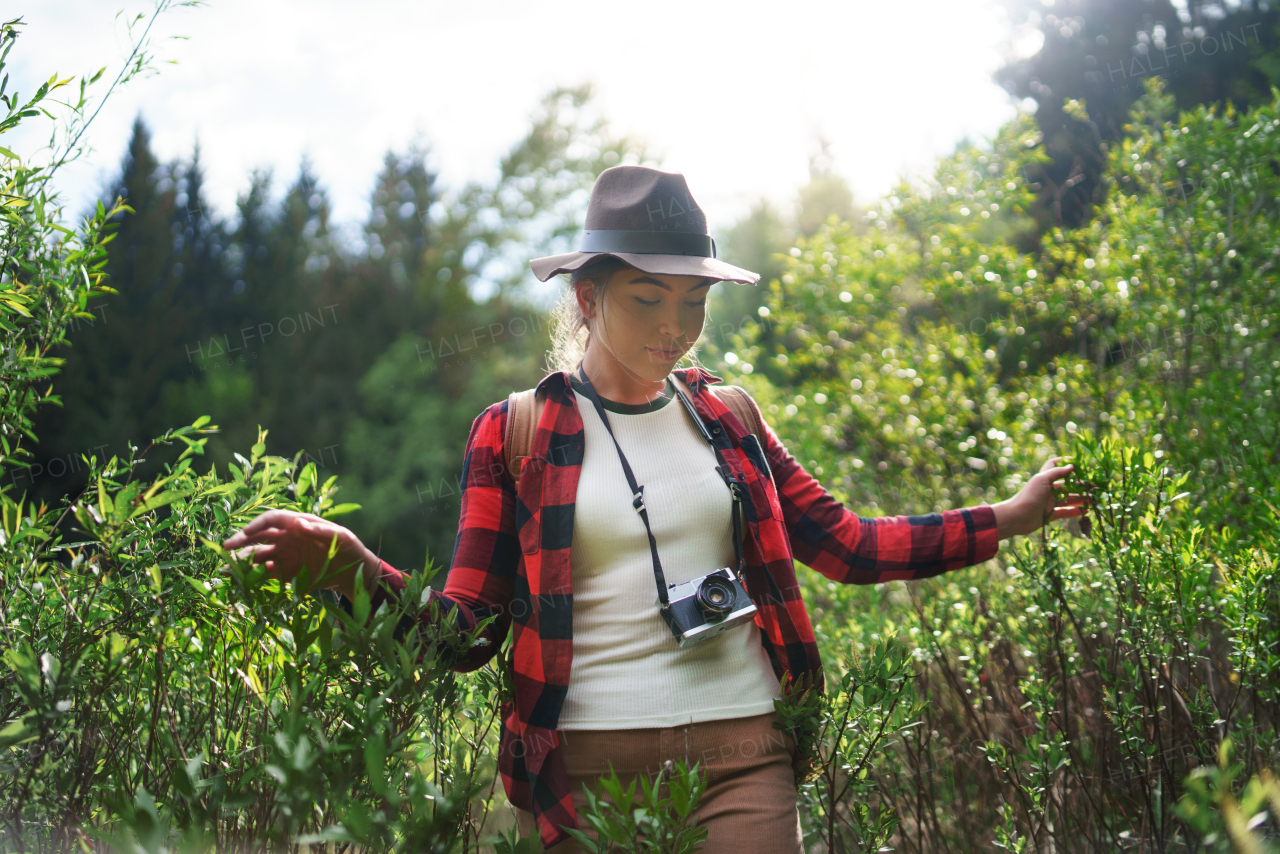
[{"x1": 11, "y1": 0, "x2": 1034, "y2": 241}]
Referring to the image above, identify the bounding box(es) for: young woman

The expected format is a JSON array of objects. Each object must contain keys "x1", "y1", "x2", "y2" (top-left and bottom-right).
[{"x1": 222, "y1": 166, "x2": 1085, "y2": 853}]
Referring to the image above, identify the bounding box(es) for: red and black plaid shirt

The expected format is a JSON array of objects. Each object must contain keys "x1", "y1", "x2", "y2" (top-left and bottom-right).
[{"x1": 372, "y1": 366, "x2": 999, "y2": 849}]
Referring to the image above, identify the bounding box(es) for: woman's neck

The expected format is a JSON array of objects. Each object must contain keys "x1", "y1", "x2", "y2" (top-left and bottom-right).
[{"x1": 578, "y1": 346, "x2": 672, "y2": 406}]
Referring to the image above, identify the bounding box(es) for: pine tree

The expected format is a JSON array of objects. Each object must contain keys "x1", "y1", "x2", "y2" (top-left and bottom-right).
[{"x1": 27, "y1": 118, "x2": 233, "y2": 506}]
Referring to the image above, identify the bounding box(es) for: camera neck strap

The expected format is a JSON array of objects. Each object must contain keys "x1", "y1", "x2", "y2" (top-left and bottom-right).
[{"x1": 574, "y1": 364, "x2": 747, "y2": 611}]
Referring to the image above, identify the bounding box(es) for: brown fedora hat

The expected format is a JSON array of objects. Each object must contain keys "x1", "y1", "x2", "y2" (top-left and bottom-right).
[{"x1": 529, "y1": 165, "x2": 760, "y2": 284}]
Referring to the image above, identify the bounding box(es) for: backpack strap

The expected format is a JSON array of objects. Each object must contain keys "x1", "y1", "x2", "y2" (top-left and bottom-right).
[
  {"x1": 711, "y1": 385, "x2": 766, "y2": 447},
  {"x1": 504, "y1": 388, "x2": 545, "y2": 491}
]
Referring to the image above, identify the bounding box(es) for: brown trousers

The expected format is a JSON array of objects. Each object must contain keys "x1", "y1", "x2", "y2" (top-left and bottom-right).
[{"x1": 515, "y1": 711, "x2": 803, "y2": 853}]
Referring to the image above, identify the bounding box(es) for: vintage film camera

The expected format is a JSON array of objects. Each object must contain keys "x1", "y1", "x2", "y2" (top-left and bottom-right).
[{"x1": 660, "y1": 567, "x2": 758, "y2": 647}]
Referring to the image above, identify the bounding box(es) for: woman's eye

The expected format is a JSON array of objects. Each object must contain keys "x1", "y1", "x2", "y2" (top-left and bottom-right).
[{"x1": 634, "y1": 297, "x2": 705, "y2": 307}]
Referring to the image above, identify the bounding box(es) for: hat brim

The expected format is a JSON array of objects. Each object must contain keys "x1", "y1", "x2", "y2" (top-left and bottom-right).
[{"x1": 529, "y1": 251, "x2": 760, "y2": 285}]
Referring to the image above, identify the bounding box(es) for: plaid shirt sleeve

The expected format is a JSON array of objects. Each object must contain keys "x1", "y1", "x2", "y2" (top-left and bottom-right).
[
  {"x1": 369, "y1": 400, "x2": 520, "y2": 672},
  {"x1": 755, "y1": 402, "x2": 1001, "y2": 583}
]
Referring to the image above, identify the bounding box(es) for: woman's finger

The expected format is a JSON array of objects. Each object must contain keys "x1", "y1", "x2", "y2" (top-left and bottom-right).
[
  {"x1": 1048, "y1": 506, "x2": 1085, "y2": 521},
  {"x1": 223, "y1": 524, "x2": 280, "y2": 549},
  {"x1": 1039, "y1": 474, "x2": 1074, "y2": 491},
  {"x1": 230, "y1": 526, "x2": 288, "y2": 546},
  {"x1": 222, "y1": 509, "x2": 300, "y2": 547},
  {"x1": 232, "y1": 543, "x2": 277, "y2": 564}
]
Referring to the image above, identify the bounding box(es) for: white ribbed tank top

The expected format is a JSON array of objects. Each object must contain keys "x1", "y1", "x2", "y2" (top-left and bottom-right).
[{"x1": 558, "y1": 373, "x2": 781, "y2": 730}]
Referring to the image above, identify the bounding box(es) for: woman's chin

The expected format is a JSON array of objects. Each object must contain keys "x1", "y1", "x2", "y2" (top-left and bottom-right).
[{"x1": 635, "y1": 361, "x2": 674, "y2": 379}]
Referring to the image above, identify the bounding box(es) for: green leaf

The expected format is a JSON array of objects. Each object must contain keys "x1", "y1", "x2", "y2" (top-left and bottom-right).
[
  {"x1": 127, "y1": 487, "x2": 192, "y2": 520},
  {"x1": 363, "y1": 738, "x2": 387, "y2": 795},
  {"x1": 320, "y1": 502, "x2": 361, "y2": 519},
  {"x1": 296, "y1": 462, "x2": 316, "y2": 498},
  {"x1": 0, "y1": 715, "x2": 38, "y2": 749},
  {"x1": 352, "y1": 580, "x2": 371, "y2": 625}
]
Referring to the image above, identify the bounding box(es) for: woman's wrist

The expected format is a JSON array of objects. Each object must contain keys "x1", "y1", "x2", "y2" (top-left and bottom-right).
[
  {"x1": 992, "y1": 498, "x2": 1030, "y2": 540},
  {"x1": 990, "y1": 457, "x2": 1079, "y2": 540},
  {"x1": 332, "y1": 531, "x2": 384, "y2": 600}
]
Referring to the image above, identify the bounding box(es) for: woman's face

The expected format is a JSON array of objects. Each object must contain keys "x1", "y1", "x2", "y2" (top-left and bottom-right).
[{"x1": 576, "y1": 265, "x2": 714, "y2": 382}]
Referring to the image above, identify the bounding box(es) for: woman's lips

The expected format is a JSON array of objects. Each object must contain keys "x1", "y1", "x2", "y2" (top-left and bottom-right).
[{"x1": 647, "y1": 347, "x2": 681, "y2": 360}]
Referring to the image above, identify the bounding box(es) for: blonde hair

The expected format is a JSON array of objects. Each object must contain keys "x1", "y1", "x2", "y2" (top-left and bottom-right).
[{"x1": 544, "y1": 257, "x2": 709, "y2": 375}]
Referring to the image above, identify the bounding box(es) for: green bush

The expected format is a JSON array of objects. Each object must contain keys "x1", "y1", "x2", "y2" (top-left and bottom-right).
[
  {"x1": 0, "y1": 17, "x2": 509, "y2": 853},
  {"x1": 561, "y1": 760, "x2": 709, "y2": 854},
  {"x1": 2, "y1": 419, "x2": 509, "y2": 852},
  {"x1": 728, "y1": 77, "x2": 1280, "y2": 851}
]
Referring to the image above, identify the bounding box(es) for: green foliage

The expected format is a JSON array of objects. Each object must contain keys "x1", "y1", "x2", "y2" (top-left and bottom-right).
[
  {"x1": 0, "y1": 18, "x2": 126, "y2": 481},
  {"x1": 709, "y1": 140, "x2": 867, "y2": 339},
  {"x1": 1, "y1": 418, "x2": 506, "y2": 852},
  {"x1": 1176, "y1": 740, "x2": 1280, "y2": 853},
  {"x1": 0, "y1": 17, "x2": 507, "y2": 853},
  {"x1": 775, "y1": 642, "x2": 920, "y2": 853},
  {"x1": 562, "y1": 760, "x2": 708, "y2": 854},
  {"x1": 710, "y1": 76, "x2": 1280, "y2": 850},
  {"x1": 4, "y1": 9, "x2": 1279, "y2": 852}
]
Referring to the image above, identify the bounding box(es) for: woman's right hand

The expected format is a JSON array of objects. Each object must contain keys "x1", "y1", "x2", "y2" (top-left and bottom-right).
[{"x1": 221, "y1": 509, "x2": 382, "y2": 600}]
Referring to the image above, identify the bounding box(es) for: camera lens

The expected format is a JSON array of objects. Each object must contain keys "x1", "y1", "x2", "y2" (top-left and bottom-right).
[{"x1": 696, "y1": 576, "x2": 736, "y2": 620}]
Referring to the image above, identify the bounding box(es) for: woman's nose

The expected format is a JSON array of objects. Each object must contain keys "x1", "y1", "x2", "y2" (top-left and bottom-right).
[{"x1": 658, "y1": 306, "x2": 689, "y2": 337}]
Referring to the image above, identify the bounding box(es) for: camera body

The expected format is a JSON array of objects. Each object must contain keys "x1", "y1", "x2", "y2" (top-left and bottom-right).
[{"x1": 660, "y1": 568, "x2": 758, "y2": 647}]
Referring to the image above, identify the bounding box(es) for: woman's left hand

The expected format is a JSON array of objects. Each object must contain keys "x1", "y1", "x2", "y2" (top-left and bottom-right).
[{"x1": 992, "y1": 456, "x2": 1089, "y2": 539}]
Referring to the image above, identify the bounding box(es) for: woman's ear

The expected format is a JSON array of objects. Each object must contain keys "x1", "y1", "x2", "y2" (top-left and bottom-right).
[{"x1": 574, "y1": 281, "x2": 596, "y2": 321}]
